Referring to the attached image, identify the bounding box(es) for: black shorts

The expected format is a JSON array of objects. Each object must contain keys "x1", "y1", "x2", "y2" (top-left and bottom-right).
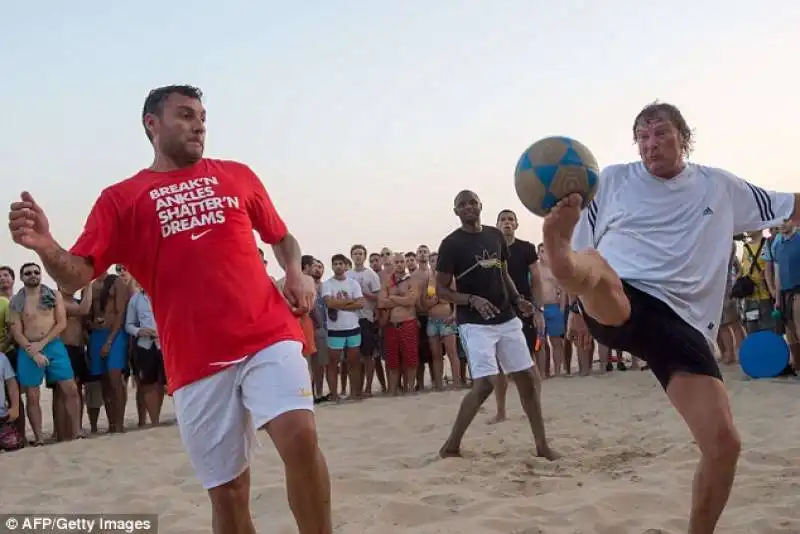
[
  {"x1": 133, "y1": 344, "x2": 166, "y2": 386},
  {"x1": 358, "y1": 318, "x2": 379, "y2": 359},
  {"x1": 417, "y1": 315, "x2": 431, "y2": 364},
  {"x1": 582, "y1": 281, "x2": 722, "y2": 390},
  {"x1": 66, "y1": 345, "x2": 91, "y2": 385},
  {"x1": 520, "y1": 315, "x2": 538, "y2": 354}
]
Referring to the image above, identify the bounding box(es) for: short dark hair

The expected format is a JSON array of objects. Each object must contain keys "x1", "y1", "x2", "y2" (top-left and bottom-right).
[
  {"x1": 19, "y1": 262, "x2": 41, "y2": 276},
  {"x1": 369, "y1": 252, "x2": 380, "y2": 260},
  {"x1": 497, "y1": 209, "x2": 517, "y2": 222},
  {"x1": 404, "y1": 252, "x2": 416, "y2": 259},
  {"x1": 633, "y1": 101, "x2": 694, "y2": 157},
  {"x1": 301, "y1": 255, "x2": 315, "y2": 270},
  {"x1": 142, "y1": 85, "x2": 203, "y2": 142},
  {"x1": 0, "y1": 265, "x2": 14, "y2": 280},
  {"x1": 331, "y1": 254, "x2": 349, "y2": 265},
  {"x1": 350, "y1": 244, "x2": 367, "y2": 255}
]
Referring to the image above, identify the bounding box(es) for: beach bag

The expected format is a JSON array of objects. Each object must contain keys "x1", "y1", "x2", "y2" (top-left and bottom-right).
[
  {"x1": 0, "y1": 418, "x2": 23, "y2": 451},
  {"x1": 730, "y1": 240, "x2": 766, "y2": 299}
]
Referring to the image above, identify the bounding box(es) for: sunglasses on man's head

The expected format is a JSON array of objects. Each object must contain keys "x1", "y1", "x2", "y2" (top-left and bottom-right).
[
  {"x1": 22, "y1": 270, "x2": 40, "y2": 277},
  {"x1": 115, "y1": 265, "x2": 126, "y2": 273}
]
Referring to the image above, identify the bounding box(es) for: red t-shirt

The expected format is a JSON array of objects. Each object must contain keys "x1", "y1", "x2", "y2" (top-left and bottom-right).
[{"x1": 70, "y1": 158, "x2": 304, "y2": 394}]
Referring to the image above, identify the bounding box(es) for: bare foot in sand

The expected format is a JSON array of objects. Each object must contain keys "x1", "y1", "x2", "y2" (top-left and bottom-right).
[
  {"x1": 487, "y1": 414, "x2": 507, "y2": 425},
  {"x1": 439, "y1": 444, "x2": 461, "y2": 458},
  {"x1": 537, "y1": 444, "x2": 562, "y2": 461}
]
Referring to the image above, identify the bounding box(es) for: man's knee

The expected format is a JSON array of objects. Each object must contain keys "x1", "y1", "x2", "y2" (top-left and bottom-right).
[
  {"x1": 702, "y1": 423, "x2": 741, "y2": 464},
  {"x1": 473, "y1": 377, "x2": 494, "y2": 398},
  {"x1": 209, "y1": 470, "x2": 251, "y2": 510},
  {"x1": 267, "y1": 410, "x2": 319, "y2": 465}
]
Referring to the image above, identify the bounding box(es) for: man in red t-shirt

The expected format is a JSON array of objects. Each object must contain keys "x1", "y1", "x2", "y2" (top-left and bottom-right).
[{"x1": 8, "y1": 85, "x2": 331, "y2": 534}]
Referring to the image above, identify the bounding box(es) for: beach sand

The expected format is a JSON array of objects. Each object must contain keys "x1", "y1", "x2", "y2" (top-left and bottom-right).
[{"x1": 2, "y1": 368, "x2": 798, "y2": 533}]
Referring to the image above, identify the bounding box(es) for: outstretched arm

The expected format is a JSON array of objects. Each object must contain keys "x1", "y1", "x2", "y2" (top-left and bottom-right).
[{"x1": 38, "y1": 241, "x2": 95, "y2": 294}]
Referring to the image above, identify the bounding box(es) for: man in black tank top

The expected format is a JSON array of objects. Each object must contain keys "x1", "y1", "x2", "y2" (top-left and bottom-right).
[{"x1": 435, "y1": 190, "x2": 558, "y2": 460}]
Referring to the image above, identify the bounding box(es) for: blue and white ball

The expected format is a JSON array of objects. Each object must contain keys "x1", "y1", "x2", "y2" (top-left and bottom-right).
[{"x1": 514, "y1": 136, "x2": 600, "y2": 217}]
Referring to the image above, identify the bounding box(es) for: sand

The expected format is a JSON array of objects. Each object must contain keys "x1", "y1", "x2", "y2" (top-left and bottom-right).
[{"x1": 2, "y1": 369, "x2": 798, "y2": 533}]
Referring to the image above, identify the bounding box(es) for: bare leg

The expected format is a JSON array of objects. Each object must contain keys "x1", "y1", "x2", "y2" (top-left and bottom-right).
[
  {"x1": 207, "y1": 470, "x2": 258, "y2": 534},
  {"x1": 563, "y1": 340, "x2": 572, "y2": 376},
  {"x1": 52, "y1": 388, "x2": 65, "y2": 441},
  {"x1": 312, "y1": 359, "x2": 325, "y2": 398},
  {"x1": 325, "y1": 355, "x2": 340, "y2": 401},
  {"x1": 442, "y1": 335, "x2": 462, "y2": 388},
  {"x1": 339, "y1": 360, "x2": 348, "y2": 395},
  {"x1": 26, "y1": 387, "x2": 44, "y2": 443},
  {"x1": 345, "y1": 347, "x2": 362, "y2": 400},
  {"x1": 428, "y1": 337, "x2": 445, "y2": 391},
  {"x1": 489, "y1": 371, "x2": 508, "y2": 424},
  {"x1": 362, "y1": 356, "x2": 375, "y2": 396},
  {"x1": 667, "y1": 374, "x2": 740, "y2": 534},
  {"x1": 510, "y1": 368, "x2": 559, "y2": 460},
  {"x1": 598, "y1": 344, "x2": 611, "y2": 373},
  {"x1": 440, "y1": 377, "x2": 494, "y2": 457},
  {"x1": 142, "y1": 383, "x2": 165, "y2": 424},
  {"x1": 107, "y1": 370, "x2": 126, "y2": 432},
  {"x1": 266, "y1": 410, "x2": 332, "y2": 534},
  {"x1": 374, "y1": 355, "x2": 388, "y2": 392},
  {"x1": 550, "y1": 337, "x2": 565, "y2": 376},
  {"x1": 135, "y1": 377, "x2": 147, "y2": 427},
  {"x1": 716, "y1": 326, "x2": 735, "y2": 365},
  {"x1": 58, "y1": 379, "x2": 81, "y2": 440}
]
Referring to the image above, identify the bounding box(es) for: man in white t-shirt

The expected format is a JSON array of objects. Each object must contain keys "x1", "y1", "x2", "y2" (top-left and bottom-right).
[
  {"x1": 542, "y1": 102, "x2": 799, "y2": 534},
  {"x1": 347, "y1": 245, "x2": 383, "y2": 396},
  {"x1": 322, "y1": 254, "x2": 365, "y2": 401}
]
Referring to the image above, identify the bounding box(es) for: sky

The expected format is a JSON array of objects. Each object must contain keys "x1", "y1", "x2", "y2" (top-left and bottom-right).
[{"x1": 1, "y1": 0, "x2": 798, "y2": 284}]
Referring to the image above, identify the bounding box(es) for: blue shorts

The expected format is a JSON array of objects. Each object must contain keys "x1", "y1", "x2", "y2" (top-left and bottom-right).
[
  {"x1": 89, "y1": 329, "x2": 129, "y2": 376},
  {"x1": 544, "y1": 304, "x2": 566, "y2": 338},
  {"x1": 327, "y1": 328, "x2": 362, "y2": 351},
  {"x1": 426, "y1": 318, "x2": 458, "y2": 338},
  {"x1": 17, "y1": 339, "x2": 74, "y2": 388}
]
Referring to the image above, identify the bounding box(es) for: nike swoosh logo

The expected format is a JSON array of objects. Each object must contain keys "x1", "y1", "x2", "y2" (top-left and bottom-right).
[{"x1": 190, "y1": 229, "x2": 212, "y2": 241}]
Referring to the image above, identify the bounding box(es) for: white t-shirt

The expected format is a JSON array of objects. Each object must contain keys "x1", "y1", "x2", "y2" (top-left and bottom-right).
[
  {"x1": 346, "y1": 268, "x2": 381, "y2": 322},
  {"x1": 572, "y1": 161, "x2": 794, "y2": 344},
  {"x1": 321, "y1": 276, "x2": 363, "y2": 331}
]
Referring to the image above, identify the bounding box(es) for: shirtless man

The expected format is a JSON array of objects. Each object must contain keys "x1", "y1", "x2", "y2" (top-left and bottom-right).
[
  {"x1": 419, "y1": 245, "x2": 459, "y2": 390},
  {"x1": 89, "y1": 272, "x2": 129, "y2": 432},
  {"x1": 536, "y1": 246, "x2": 568, "y2": 377},
  {"x1": 8, "y1": 262, "x2": 80, "y2": 443},
  {"x1": 57, "y1": 284, "x2": 93, "y2": 436},
  {"x1": 411, "y1": 246, "x2": 436, "y2": 390},
  {"x1": 379, "y1": 253, "x2": 419, "y2": 395}
]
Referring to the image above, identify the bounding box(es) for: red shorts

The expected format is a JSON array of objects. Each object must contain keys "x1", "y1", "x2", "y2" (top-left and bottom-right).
[{"x1": 384, "y1": 319, "x2": 419, "y2": 370}]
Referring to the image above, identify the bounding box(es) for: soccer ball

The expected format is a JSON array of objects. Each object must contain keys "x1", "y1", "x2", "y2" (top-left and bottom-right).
[{"x1": 514, "y1": 136, "x2": 600, "y2": 217}]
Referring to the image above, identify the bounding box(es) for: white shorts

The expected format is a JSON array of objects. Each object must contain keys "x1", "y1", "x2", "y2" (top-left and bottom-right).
[
  {"x1": 173, "y1": 340, "x2": 313, "y2": 489},
  {"x1": 458, "y1": 317, "x2": 533, "y2": 379}
]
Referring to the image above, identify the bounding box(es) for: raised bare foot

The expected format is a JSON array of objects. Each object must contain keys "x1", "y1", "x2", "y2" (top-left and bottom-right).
[{"x1": 542, "y1": 193, "x2": 585, "y2": 290}]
